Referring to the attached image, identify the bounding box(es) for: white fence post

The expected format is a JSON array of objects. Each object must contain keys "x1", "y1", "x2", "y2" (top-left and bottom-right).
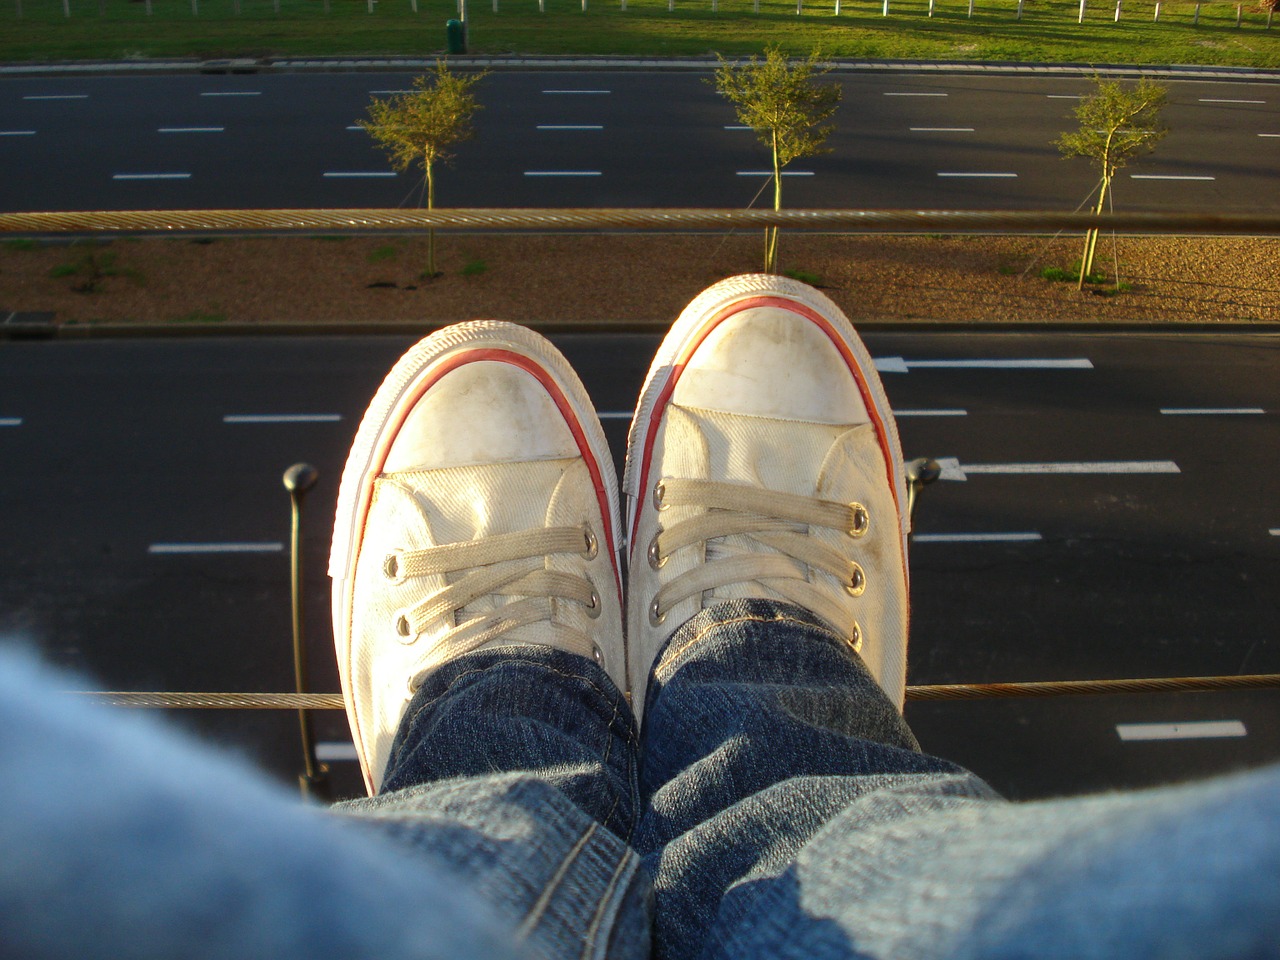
[
  {"x1": 1153, "y1": 0, "x2": 1160, "y2": 19},
  {"x1": 1078, "y1": 0, "x2": 1086, "y2": 21},
  {"x1": 1114, "y1": 0, "x2": 1120, "y2": 19},
  {"x1": 1235, "y1": 2, "x2": 1242, "y2": 24},
  {"x1": 967, "y1": 0, "x2": 974, "y2": 15},
  {"x1": 1193, "y1": 1, "x2": 1200, "y2": 23},
  {"x1": 834, "y1": 0, "x2": 840, "y2": 13},
  {"x1": 882, "y1": 0, "x2": 889, "y2": 14},
  {"x1": 1016, "y1": 0, "x2": 1023, "y2": 17}
]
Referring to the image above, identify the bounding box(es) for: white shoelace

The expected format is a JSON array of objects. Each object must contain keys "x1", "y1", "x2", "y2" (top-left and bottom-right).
[
  {"x1": 386, "y1": 525, "x2": 603, "y2": 694},
  {"x1": 646, "y1": 478, "x2": 869, "y2": 646}
]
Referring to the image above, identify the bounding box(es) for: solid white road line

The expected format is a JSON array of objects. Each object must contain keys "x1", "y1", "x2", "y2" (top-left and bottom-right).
[
  {"x1": 0, "y1": 130, "x2": 36, "y2": 136},
  {"x1": 537, "y1": 124, "x2": 604, "y2": 130},
  {"x1": 542, "y1": 89, "x2": 611, "y2": 94},
  {"x1": 938, "y1": 172, "x2": 1018, "y2": 178},
  {"x1": 911, "y1": 127, "x2": 975, "y2": 132},
  {"x1": 1270, "y1": 528, "x2": 1280, "y2": 536},
  {"x1": 1116, "y1": 721, "x2": 1247, "y2": 741},
  {"x1": 369, "y1": 89, "x2": 413, "y2": 94},
  {"x1": 1260, "y1": 133, "x2": 1280, "y2": 138},
  {"x1": 725, "y1": 125, "x2": 752, "y2": 130},
  {"x1": 23, "y1": 94, "x2": 87, "y2": 100},
  {"x1": 223, "y1": 414, "x2": 343, "y2": 423},
  {"x1": 1161, "y1": 407, "x2": 1264, "y2": 416},
  {"x1": 937, "y1": 458, "x2": 1180, "y2": 481},
  {"x1": 316, "y1": 741, "x2": 359, "y2": 762},
  {"x1": 884, "y1": 92, "x2": 948, "y2": 96},
  {"x1": 0, "y1": 418, "x2": 22, "y2": 427},
  {"x1": 524, "y1": 171, "x2": 602, "y2": 176},
  {"x1": 1199, "y1": 98, "x2": 1266, "y2": 104},
  {"x1": 200, "y1": 91, "x2": 260, "y2": 97},
  {"x1": 737, "y1": 170, "x2": 814, "y2": 176},
  {"x1": 1130, "y1": 174, "x2": 1215, "y2": 181},
  {"x1": 597, "y1": 411, "x2": 635, "y2": 420},
  {"x1": 158, "y1": 126, "x2": 224, "y2": 133},
  {"x1": 148, "y1": 542, "x2": 284, "y2": 554},
  {"x1": 113, "y1": 173, "x2": 191, "y2": 180},
  {"x1": 893, "y1": 408, "x2": 968, "y2": 417},
  {"x1": 913, "y1": 532, "x2": 1043, "y2": 543},
  {"x1": 324, "y1": 171, "x2": 396, "y2": 178},
  {"x1": 1046, "y1": 94, "x2": 1085, "y2": 99},
  {"x1": 875, "y1": 357, "x2": 1093, "y2": 372}
]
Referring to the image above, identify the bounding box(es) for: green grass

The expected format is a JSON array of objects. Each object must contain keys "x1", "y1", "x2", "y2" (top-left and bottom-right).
[
  {"x1": 367, "y1": 243, "x2": 400, "y2": 262},
  {"x1": 2, "y1": 0, "x2": 1278, "y2": 65}
]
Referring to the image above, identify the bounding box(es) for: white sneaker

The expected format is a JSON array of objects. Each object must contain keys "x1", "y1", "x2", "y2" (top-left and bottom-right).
[
  {"x1": 624, "y1": 275, "x2": 910, "y2": 726},
  {"x1": 330, "y1": 321, "x2": 625, "y2": 795}
]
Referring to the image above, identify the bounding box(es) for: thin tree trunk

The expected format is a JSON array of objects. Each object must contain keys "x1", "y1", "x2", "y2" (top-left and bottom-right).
[
  {"x1": 426, "y1": 160, "x2": 437, "y2": 277},
  {"x1": 766, "y1": 132, "x2": 782, "y2": 274},
  {"x1": 1079, "y1": 176, "x2": 1108, "y2": 289}
]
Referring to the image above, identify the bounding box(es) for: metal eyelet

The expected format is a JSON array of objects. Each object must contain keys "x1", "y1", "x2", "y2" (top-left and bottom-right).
[
  {"x1": 395, "y1": 614, "x2": 417, "y2": 644},
  {"x1": 845, "y1": 561, "x2": 866, "y2": 597},
  {"x1": 647, "y1": 531, "x2": 667, "y2": 570},
  {"x1": 849, "y1": 620, "x2": 863, "y2": 652},
  {"x1": 581, "y1": 525, "x2": 599, "y2": 560},
  {"x1": 849, "y1": 503, "x2": 870, "y2": 538},
  {"x1": 652, "y1": 480, "x2": 669, "y2": 511},
  {"x1": 592, "y1": 645, "x2": 605, "y2": 666},
  {"x1": 383, "y1": 551, "x2": 405, "y2": 582},
  {"x1": 648, "y1": 595, "x2": 666, "y2": 627},
  {"x1": 586, "y1": 584, "x2": 602, "y2": 619}
]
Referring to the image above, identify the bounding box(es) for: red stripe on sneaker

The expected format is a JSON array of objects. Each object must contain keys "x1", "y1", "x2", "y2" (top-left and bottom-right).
[
  {"x1": 629, "y1": 295, "x2": 903, "y2": 554},
  {"x1": 357, "y1": 347, "x2": 622, "y2": 605}
]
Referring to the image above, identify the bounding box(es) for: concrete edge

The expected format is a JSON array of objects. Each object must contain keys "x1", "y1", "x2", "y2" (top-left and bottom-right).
[
  {"x1": 3, "y1": 55, "x2": 1280, "y2": 82},
  {"x1": 5, "y1": 318, "x2": 1279, "y2": 340}
]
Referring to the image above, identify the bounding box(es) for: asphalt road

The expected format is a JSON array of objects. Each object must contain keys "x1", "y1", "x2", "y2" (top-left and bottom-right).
[
  {"x1": 1, "y1": 328, "x2": 1277, "y2": 801},
  {"x1": 1, "y1": 71, "x2": 1279, "y2": 212}
]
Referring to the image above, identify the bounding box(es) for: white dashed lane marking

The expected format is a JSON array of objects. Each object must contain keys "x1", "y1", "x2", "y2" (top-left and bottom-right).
[
  {"x1": 737, "y1": 170, "x2": 814, "y2": 176},
  {"x1": 0, "y1": 130, "x2": 36, "y2": 136},
  {"x1": 1116, "y1": 721, "x2": 1247, "y2": 741},
  {"x1": 0, "y1": 417, "x2": 22, "y2": 427},
  {"x1": 938, "y1": 172, "x2": 1018, "y2": 178},
  {"x1": 1199, "y1": 98, "x2": 1266, "y2": 104},
  {"x1": 875, "y1": 357, "x2": 1093, "y2": 373},
  {"x1": 113, "y1": 173, "x2": 191, "y2": 180},
  {"x1": 911, "y1": 127, "x2": 974, "y2": 132},
  {"x1": 537, "y1": 125, "x2": 604, "y2": 130},
  {"x1": 316, "y1": 741, "x2": 359, "y2": 761},
  {"x1": 323, "y1": 171, "x2": 396, "y2": 178},
  {"x1": 23, "y1": 94, "x2": 87, "y2": 100},
  {"x1": 1161, "y1": 408, "x2": 1264, "y2": 415},
  {"x1": 913, "y1": 532, "x2": 1043, "y2": 543},
  {"x1": 936, "y1": 458, "x2": 1180, "y2": 481},
  {"x1": 158, "y1": 127, "x2": 224, "y2": 133},
  {"x1": 1131, "y1": 174, "x2": 1216, "y2": 181},
  {"x1": 893, "y1": 409, "x2": 968, "y2": 417},
  {"x1": 148, "y1": 542, "x2": 284, "y2": 554},
  {"x1": 542, "y1": 89, "x2": 611, "y2": 95},
  {"x1": 200, "y1": 91, "x2": 261, "y2": 97},
  {"x1": 884, "y1": 92, "x2": 948, "y2": 97},
  {"x1": 223, "y1": 414, "x2": 343, "y2": 423},
  {"x1": 524, "y1": 171, "x2": 602, "y2": 177}
]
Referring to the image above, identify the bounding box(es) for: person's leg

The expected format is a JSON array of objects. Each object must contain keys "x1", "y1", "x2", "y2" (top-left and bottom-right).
[
  {"x1": 622, "y1": 275, "x2": 1280, "y2": 960},
  {"x1": 328, "y1": 321, "x2": 651, "y2": 960},
  {"x1": 0, "y1": 645, "x2": 520, "y2": 960}
]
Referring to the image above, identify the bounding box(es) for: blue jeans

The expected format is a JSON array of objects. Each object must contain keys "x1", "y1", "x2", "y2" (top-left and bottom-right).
[{"x1": 3, "y1": 600, "x2": 1279, "y2": 960}]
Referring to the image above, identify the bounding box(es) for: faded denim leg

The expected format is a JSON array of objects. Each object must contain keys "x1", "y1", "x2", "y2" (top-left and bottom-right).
[
  {"x1": 336, "y1": 645, "x2": 651, "y2": 960},
  {"x1": 633, "y1": 599, "x2": 1280, "y2": 960}
]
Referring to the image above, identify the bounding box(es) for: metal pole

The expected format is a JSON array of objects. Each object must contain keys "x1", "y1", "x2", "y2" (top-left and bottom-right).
[{"x1": 283, "y1": 463, "x2": 329, "y2": 802}]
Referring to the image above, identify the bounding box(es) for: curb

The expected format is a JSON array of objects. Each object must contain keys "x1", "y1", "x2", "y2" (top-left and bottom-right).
[
  {"x1": 3, "y1": 55, "x2": 1280, "y2": 82},
  {"x1": 5, "y1": 318, "x2": 1280, "y2": 340}
]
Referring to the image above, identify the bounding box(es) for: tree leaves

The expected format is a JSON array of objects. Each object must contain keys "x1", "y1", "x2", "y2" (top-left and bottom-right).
[
  {"x1": 713, "y1": 46, "x2": 841, "y2": 169},
  {"x1": 1055, "y1": 76, "x2": 1168, "y2": 179},
  {"x1": 358, "y1": 61, "x2": 486, "y2": 176}
]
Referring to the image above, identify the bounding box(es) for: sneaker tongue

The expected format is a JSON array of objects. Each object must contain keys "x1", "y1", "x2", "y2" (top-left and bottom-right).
[
  {"x1": 666, "y1": 404, "x2": 879, "y2": 611},
  {"x1": 392, "y1": 457, "x2": 582, "y2": 646}
]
